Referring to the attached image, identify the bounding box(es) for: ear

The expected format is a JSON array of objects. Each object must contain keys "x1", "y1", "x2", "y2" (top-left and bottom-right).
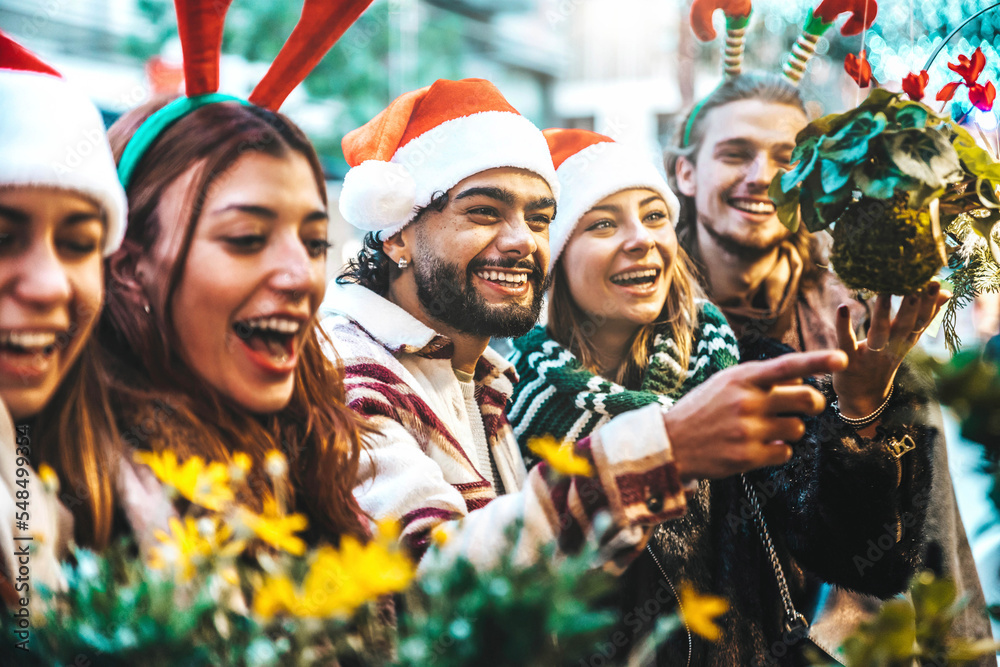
[
  {"x1": 381, "y1": 229, "x2": 409, "y2": 265},
  {"x1": 106, "y1": 241, "x2": 150, "y2": 306},
  {"x1": 675, "y1": 156, "x2": 697, "y2": 198}
]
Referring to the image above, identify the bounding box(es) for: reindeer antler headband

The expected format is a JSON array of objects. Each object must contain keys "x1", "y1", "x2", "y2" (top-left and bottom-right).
[
  {"x1": 783, "y1": 0, "x2": 876, "y2": 83},
  {"x1": 681, "y1": 0, "x2": 878, "y2": 147},
  {"x1": 117, "y1": 0, "x2": 374, "y2": 189}
]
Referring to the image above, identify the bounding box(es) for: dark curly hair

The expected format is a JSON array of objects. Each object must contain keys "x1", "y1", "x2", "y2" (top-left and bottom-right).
[{"x1": 337, "y1": 191, "x2": 449, "y2": 295}]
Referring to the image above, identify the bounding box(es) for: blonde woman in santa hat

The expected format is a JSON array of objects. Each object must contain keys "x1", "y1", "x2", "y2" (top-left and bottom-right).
[
  {"x1": 0, "y1": 33, "x2": 130, "y2": 605},
  {"x1": 98, "y1": 0, "x2": 374, "y2": 545},
  {"x1": 508, "y1": 128, "x2": 939, "y2": 665}
]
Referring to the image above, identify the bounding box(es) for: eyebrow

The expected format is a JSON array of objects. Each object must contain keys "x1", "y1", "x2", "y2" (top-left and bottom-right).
[
  {"x1": 0, "y1": 205, "x2": 102, "y2": 226},
  {"x1": 210, "y1": 203, "x2": 328, "y2": 223},
  {"x1": 0, "y1": 204, "x2": 29, "y2": 225},
  {"x1": 715, "y1": 138, "x2": 796, "y2": 153},
  {"x1": 525, "y1": 197, "x2": 557, "y2": 213},
  {"x1": 454, "y1": 186, "x2": 515, "y2": 206}
]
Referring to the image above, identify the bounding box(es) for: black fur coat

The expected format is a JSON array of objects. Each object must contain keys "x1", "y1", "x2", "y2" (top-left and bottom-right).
[{"x1": 611, "y1": 337, "x2": 937, "y2": 666}]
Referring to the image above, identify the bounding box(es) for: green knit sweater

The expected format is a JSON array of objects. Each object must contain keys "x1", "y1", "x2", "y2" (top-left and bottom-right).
[{"x1": 507, "y1": 301, "x2": 740, "y2": 463}]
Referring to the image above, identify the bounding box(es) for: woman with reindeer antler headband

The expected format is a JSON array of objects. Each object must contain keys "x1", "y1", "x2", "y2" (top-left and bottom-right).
[
  {"x1": 101, "y1": 0, "x2": 376, "y2": 546},
  {"x1": 662, "y1": 1, "x2": 994, "y2": 662}
]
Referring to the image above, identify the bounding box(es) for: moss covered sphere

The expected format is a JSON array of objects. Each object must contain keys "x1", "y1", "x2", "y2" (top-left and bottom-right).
[{"x1": 831, "y1": 193, "x2": 944, "y2": 295}]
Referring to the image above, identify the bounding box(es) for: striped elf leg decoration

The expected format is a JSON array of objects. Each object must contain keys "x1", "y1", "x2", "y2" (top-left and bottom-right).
[
  {"x1": 689, "y1": 0, "x2": 752, "y2": 78},
  {"x1": 782, "y1": 0, "x2": 877, "y2": 85},
  {"x1": 724, "y1": 13, "x2": 752, "y2": 77}
]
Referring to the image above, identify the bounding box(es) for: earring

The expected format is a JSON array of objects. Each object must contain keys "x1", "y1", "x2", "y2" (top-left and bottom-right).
[{"x1": 397, "y1": 258, "x2": 409, "y2": 269}]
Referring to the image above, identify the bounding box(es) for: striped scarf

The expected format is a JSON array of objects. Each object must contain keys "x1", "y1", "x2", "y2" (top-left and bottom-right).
[{"x1": 507, "y1": 301, "x2": 740, "y2": 460}]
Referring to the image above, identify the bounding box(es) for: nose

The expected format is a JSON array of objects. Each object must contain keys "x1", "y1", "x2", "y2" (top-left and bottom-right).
[
  {"x1": 268, "y1": 231, "x2": 317, "y2": 300},
  {"x1": 494, "y1": 216, "x2": 539, "y2": 259},
  {"x1": 14, "y1": 241, "x2": 72, "y2": 310},
  {"x1": 622, "y1": 217, "x2": 655, "y2": 254},
  {"x1": 744, "y1": 151, "x2": 779, "y2": 187}
]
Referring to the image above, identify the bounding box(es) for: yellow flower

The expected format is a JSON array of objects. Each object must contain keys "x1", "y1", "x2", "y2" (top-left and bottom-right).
[
  {"x1": 527, "y1": 435, "x2": 594, "y2": 477},
  {"x1": 134, "y1": 449, "x2": 234, "y2": 511},
  {"x1": 149, "y1": 517, "x2": 213, "y2": 580},
  {"x1": 678, "y1": 582, "x2": 729, "y2": 642},
  {"x1": 253, "y1": 574, "x2": 298, "y2": 619},
  {"x1": 238, "y1": 498, "x2": 308, "y2": 556},
  {"x1": 430, "y1": 523, "x2": 451, "y2": 547},
  {"x1": 252, "y1": 520, "x2": 414, "y2": 620},
  {"x1": 37, "y1": 464, "x2": 59, "y2": 494}
]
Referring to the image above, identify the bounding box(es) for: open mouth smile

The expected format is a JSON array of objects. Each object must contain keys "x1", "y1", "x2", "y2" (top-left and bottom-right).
[
  {"x1": 728, "y1": 198, "x2": 776, "y2": 216},
  {"x1": 0, "y1": 330, "x2": 64, "y2": 381},
  {"x1": 610, "y1": 268, "x2": 660, "y2": 287},
  {"x1": 473, "y1": 268, "x2": 532, "y2": 296},
  {"x1": 232, "y1": 315, "x2": 304, "y2": 374}
]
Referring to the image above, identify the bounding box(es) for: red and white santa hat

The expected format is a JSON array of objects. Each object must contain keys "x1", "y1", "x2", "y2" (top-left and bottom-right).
[
  {"x1": 339, "y1": 78, "x2": 559, "y2": 236},
  {"x1": 0, "y1": 31, "x2": 126, "y2": 255},
  {"x1": 544, "y1": 128, "x2": 680, "y2": 269}
]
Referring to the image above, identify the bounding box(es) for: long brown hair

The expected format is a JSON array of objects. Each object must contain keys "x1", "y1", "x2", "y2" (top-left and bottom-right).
[
  {"x1": 666, "y1": 71, "x2": 828, "y2": 288},
  {"x1": 29, "y1": 336, "x2": 120, "y2": 549},
  {"x1": 547, "y1": 241, "x2": 703, "y2": 390},
  {"x1": 102, "y1": 98, "x2": 369, "y2": 541}
]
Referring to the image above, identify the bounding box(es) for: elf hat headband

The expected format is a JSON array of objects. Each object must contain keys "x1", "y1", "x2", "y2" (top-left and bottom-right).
[
  {"x1": 338, "y1": 78, "x2": 559, "y2": 237},
  {"x1": 0, "y1": 32, "x2": 127, "y2": 255},
  {"x1": 117, "y1": 0, "x2": 376, "y2": 190},
  {"x1": 544, "y1": 128, "x2": 680, "y2": 270}
]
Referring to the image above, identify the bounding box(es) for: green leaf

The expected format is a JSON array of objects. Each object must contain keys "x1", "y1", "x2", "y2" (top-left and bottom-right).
[
  {"x1": 821, "y1": 112, "x2": 888, "y2": 163},
  {"x1": 770, "y1": 175, "x2": 800, "y2": 231},
  {"x1": 953, "y1": 124, "x2": 1000, "y2": 183},
  {"x1": 852, "y1": 161, "x2": 903, "y2": 199},
  {"x1": 896, "y1": 103, "x2": 930, "y2": 129},
  {"x1": 821, "y1": 158, "x2": 854, "y2": 193},
  {"x1": 782, "y1": 137, "x2": 821, "y2": 191},
  {"x1": 857, "y1": 88, "x2": 901, "y2": 114},
  {"x1": 888, "y1": 128, "x2": 964, "y2": 188}
]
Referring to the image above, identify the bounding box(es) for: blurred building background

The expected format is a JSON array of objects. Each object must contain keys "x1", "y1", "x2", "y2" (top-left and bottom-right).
[{"x1": 4, "y1": 0, "x2": 1000, "y2": 291}]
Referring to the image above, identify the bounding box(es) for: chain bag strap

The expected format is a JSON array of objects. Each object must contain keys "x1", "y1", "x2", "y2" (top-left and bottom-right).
[{"x1": 741, "y1": 474, "x2": 809, "y2": 635}]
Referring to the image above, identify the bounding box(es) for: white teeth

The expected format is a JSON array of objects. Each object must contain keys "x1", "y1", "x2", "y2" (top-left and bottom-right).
[
  {"x1": 0, "y1": 331, "x2": 59, "y2": 349},
  {"x1": 730, "y1": 199, "x2": 776, "y2": 214},
  {"x1": 242, "y1": 317, "x2": 301, "y2": 334},
  {"x1": 610, "y1": 268, "x2": 659, "y2": 285},
  {"x1": 476, "y1": 270, "x2": 527, "y2": 284}
]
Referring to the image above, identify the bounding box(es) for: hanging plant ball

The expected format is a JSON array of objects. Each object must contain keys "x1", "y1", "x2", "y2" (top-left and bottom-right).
[{"x1": 830, "y1": 193, "x2": 946, "y2": 295}]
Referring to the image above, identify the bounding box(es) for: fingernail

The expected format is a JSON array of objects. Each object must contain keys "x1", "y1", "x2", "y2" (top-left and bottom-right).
[
  {"x1": 909, "y1": 296, "x2": 918, "y2": 305},
  {"x1": 928, "y1": 283, "x2": 940, "y2": 296},
  {"x1": 838, "y1": 304, "x2": 849, "y2": 318}
]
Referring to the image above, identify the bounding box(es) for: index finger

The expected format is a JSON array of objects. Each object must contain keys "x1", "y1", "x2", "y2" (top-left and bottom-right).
[{"x1": 743, "y1": 350, "x2": 849, "y2": 387}]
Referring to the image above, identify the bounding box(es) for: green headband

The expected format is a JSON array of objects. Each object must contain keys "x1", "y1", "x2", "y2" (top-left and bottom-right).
[
  {"x1": 681, "y1": 84, "x2": 723, "y2": 148},
  {"x1": 117, "y1": 93, "x2": 251, "y2": 190}
]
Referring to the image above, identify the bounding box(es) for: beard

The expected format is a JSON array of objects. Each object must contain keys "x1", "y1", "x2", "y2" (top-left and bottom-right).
[
  {"x1": 412, "y1": 250, "x2": 548, "y2": 339},
  {"x1": 697, "y1": 210, "x2": 792, "y2": 262}
]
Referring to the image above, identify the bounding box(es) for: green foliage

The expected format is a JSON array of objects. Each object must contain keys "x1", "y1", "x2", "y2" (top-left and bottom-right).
[
  {"x1": 396, "y1": 527, "x2": 620, "y2": 667},
  {"x1": 941, "y1": 213, "x2": 1000, "y2": 351},
  {"x1": 925, "y1": 345, "x2": 1000, "y2": 450},
  {"x1": 812, "y1": 571, "x2": 999, "y2": 667},
  {"x1": 0, "y1": 520, "x2": 649, "y2": 666},
  {"x1": 0, "y1": 542, "x2": 270, "y2": 667},
  {"x1": 772, "y1": 90, "x2": 1000, "y2": 234}
]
